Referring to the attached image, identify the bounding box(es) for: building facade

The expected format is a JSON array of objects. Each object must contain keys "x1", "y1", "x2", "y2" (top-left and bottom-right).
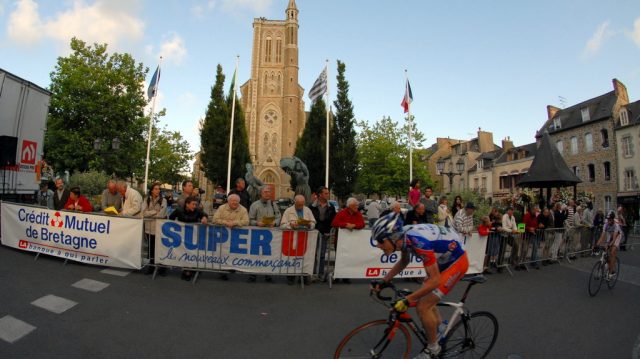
[
  {"x1": 615, "y1": 100, "x2": 640, "y2": 217},
  {"x1": 491, "y1": 142, "x2": 536, "y2": 202},
  {"x1": 537, "y1": 79, "x2": 629, "y2": 213},
  {"x1": 239, "y1": 0, "x2": 306, "y2": 198}
]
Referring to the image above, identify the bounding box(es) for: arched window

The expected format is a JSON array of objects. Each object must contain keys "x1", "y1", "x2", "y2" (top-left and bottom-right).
[
  {"x1": 275, "y1": 38, "x2": 282, "y2": 62},
  {"x1": 264, "y1": 37, "x2": 272, "y2": 62},
  {"x1": 600, "y1": 129, "x2": 609, "y2": 148}
]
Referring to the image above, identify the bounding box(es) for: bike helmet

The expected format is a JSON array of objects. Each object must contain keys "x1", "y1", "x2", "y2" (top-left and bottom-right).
[{"x1": 371, "y1": 212, "x2": 404, "y2": 244}]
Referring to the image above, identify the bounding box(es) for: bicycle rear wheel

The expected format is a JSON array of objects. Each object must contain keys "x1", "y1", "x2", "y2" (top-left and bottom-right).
[
  {"x1": 588, "y1": 261, "x2": 604, "y2": 297},
  {"x1": 441, "y1": 311, "x2": 498, "y2": 359},
  {"x1": 334, "y1": 319, "x2": 411, "y2": 359},
  {"x1": 606, "y1": 257, "x2": 620, "y2": 289}
]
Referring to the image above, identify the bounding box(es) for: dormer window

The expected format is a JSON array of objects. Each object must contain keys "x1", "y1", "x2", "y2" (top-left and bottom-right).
[
  {"x1": 581, "y1": 107, "x2": 590, "y2": 122},
  {"x1": 477, "y1": 160, "x2": 483, "y2": 169},
  {"x1": 620, "y1": 108, "x2": 629, "y2": 126},
  {"x1": 553, "y1": 117, "x2": 562, "y2": 129}
]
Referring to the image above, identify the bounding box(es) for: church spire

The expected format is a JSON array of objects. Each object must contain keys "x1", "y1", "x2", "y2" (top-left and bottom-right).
[
  {"x1": 286, "y1": 0, "x2": 298, "y2": 21},
  {"x1": 287, "y1": 0, "x2": 297, "y2": 11}
]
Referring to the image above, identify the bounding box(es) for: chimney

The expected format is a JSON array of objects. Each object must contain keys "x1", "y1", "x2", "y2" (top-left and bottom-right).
[
  {"x1": 547, "y1": 105, "x2": 561, "y2": 120},
  {"x1": 477, "y1": 130, "x2": 494, "y2": 153},
  {"x1": 612, "y1": 78, "x2": 629, "y2": 103},
  {"x1": 502, "y1": 137, "x2": 514, "y2": 151}
]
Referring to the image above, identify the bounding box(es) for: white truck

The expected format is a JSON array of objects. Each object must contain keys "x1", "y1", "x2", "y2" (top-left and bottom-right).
[{"x1": 0, "y1": 68, "x2": 51, "y2": 196}]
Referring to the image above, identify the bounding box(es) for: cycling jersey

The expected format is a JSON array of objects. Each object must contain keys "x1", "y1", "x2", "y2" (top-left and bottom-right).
[
  {"x1": 402, "y1": 224, "x2": 466, "y2": 272},
  {"x1": 602, "y1": 222, "x2": 623, "y2": 247}
]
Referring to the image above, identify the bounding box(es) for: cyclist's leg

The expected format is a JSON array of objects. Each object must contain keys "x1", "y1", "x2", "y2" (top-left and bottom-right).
[
  {"x1": 416, "y1": 293, "x2": 441, "y2": 345},
  {"x1": 609, "y1": 244, "x2": 618, "y2": 274}
]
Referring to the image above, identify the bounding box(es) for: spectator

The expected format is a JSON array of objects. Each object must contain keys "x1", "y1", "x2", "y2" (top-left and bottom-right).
[
  {"x1": 617, "y1": 206, "x2": 629, "y2": 251},
  {"x1": 53, "y1": 177, "x2": 70, "y2": 210},
  {"x1": 565, "y1": 199, "x2": 579, "y2": 260},
  {"x1": 406, "y1": 202, "x2": 429, "y2": 225},
  {"x1": 212, "y1": 184, "x2": 227, "y2": 211},
  {"x1": 380, "y1": 200, "x2": 402, "y2": 218},
  {"x1": 549, "y1": 202, "x2": 566, "y2": 264},
  {"x1": 453, "y1": 202, "x2": 475, "y2": 244},
  {"x1": 64, "y1": 187, "x2": 93, "y2": 212},
  {"x1": 486, "y1": 210, "x2": 502, "y2": 273},
  {"x1": 500, "y1": 207, "x2": 520, "y2": 269},
  {"x1": 117, "y1": 181, "x2": 142, "y2": 217},
  {"x1": 408, "y1": 179, "x2": 421, "y2": 207},
  {"x1": 142, "y1": 182, "x2": 168, "y2": 275},
  {"x1": 332, "y1": 197, "x2": 365, "y2": 230},
  {"x1": 478, "y1": 216, "x2": 495, "y2": 274},
  {"x1": 247, "y1": 186, "x2": 280, "y2": 283},
  {"x1": 176, "y1": 180, "x2": 195, "y2": 209},
  {"x1": 169, "y1": 196, "x2": 208, "y2": 281},
  {"x1": 366, "y1": 197, "x2": 382, "y2": 227},
  {"x1": 523, "y1": 204, "x2": 541, "y2": 269},
  {"x1": 281, "y1": 194, "x2": 316, "y2": 230},
  {"x1": 419, "y1": 186, "x2": 437, "y2": 224},
  {"x1": 212, "y1": 194, "x2": 249, "y2": 228},
  {"x1": 310, "y1": 186, "x2": 337, "y2": 280},
  {"x1": 436, "y1": 197, "x2": 453, "y2": 227},
  {"x1": 37, "y1": 182, "x2": 54, "y2": 209},
  {"x1": 451, "y1": 195, "x2": 464, "y2": 218},
  {"x1": 229, "y1": 177, "x2": 251, "y2": 211},
  {"x1": 538, "y1": 207, "x2": 554, "y2": 266},
  {"x1": 101, "y1": 179, "x2": 122, "y2": 213}
]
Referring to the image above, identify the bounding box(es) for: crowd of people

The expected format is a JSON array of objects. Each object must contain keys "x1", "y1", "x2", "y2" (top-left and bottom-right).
[{"x1": 33, "y1": 176, "x2": 635, "y2": 283}]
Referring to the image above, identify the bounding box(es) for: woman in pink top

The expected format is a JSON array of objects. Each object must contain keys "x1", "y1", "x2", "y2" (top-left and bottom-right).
[{"x1": 408, "y1": 179, "x2": 421, "y2": 207}]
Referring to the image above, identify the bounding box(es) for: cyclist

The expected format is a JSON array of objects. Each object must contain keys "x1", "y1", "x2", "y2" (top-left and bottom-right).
[
  {"x1": 594, "y1": 211, "x2": 622, "y2": 280},
  {"x1": 371, "y1": 212, "x2": 469, "y2": 359}
]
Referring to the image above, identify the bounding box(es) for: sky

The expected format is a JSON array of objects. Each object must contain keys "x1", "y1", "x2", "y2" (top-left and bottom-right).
[{"x1": 1, "y1": 0, "x2": 639, "y2": 159}]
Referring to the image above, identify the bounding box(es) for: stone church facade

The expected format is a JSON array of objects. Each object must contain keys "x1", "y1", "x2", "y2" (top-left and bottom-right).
[{"x1": 239, "y1": 0, "x2": 306, "y2": 198}]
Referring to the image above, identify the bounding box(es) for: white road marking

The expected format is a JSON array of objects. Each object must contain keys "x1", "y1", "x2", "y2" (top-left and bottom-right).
[
  {"x1": 31, "y1": 294, "x2": 78, "y2": 314},
  {"x1": 99, "y1": 269, "x2": 131, "y2": 277},
  {"x1": 0, "y1": 315, "x2": 36, "y2": 344},
  {"x1": 71, "y1": 278, "x2": 110, "y2": 292}
]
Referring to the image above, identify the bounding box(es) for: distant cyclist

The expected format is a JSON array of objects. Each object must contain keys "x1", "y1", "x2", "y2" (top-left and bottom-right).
[
  {"x1": 370, "y1": 212, "x2": 469, "y2": 359},
  {"x1": 594, "y1": 211, "x2": 622, "y2": 280}
]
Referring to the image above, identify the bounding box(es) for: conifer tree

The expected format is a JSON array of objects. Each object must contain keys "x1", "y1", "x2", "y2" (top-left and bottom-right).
[
  {"x1": 331, "y1": 60, "x2": 358, "y2": 203},
  {"x1": 294, "y1": 98, "x2": 327, "y2": 193},
  {"x1": 200, "y1": 65, "x2": 228, "y2": 185}
]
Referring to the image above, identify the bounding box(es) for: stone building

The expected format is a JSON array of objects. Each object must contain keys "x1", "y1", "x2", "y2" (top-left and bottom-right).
[
  {"x1": 536, "y1": 79, "x2": 629, "y2": 213},
  {"x1": 615, "y1": 99, "x2": 640, "y2": 217},
  {"x1": 491, "y1": 142, "x2": 537, "y2": 202},
  {"x1": 239, "y1": 0, "x2": 306, "y2": 198}
]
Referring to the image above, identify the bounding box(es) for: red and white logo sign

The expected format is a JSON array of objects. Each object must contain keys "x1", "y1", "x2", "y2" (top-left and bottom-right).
[
  {"x1": 365, "y1": 267, "x2": 381, "y2": 277},
  {"x1": 21, "y1": 140, "x2": 37, "y2": 164},
  {"x1": 19, "y1": 240, "x2": 29, "y2": 249}
]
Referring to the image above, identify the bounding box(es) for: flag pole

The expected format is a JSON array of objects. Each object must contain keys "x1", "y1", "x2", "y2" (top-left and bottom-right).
[
  {"x1": 143, "y1": 56, "x2": 162, "y2": 194},
  {"x1": 405, "y1": 69, "x2": 413, "y2": 184},
  {"x1": 226, "y1": 56, "x2": 240, "y2": 194},
  {"x1": 325, "y1": 59, "x2": 330, "y2": 188}
]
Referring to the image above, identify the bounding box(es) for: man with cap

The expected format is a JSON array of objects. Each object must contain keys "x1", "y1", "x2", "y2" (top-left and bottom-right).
[{"x1": 453, "y1": 201, "x2": 475, "y2": 244}]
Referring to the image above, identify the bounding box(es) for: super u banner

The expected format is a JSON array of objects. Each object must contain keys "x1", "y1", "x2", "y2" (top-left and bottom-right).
[
  {"x1": 1, "y1": 202, "x2": 143, "y2": 269},
  {"x1": 155, "y1": 220, "x2": 318, "y2": 275}
]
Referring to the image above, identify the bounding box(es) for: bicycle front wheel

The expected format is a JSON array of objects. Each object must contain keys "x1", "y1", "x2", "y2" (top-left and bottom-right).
[
  {"x1": 588, "y1": 261, "x2": 604, "y2": 297},
  {"x1": 606, "y1": 257, "x2": 620, "y2": 289},
  {"x1": 441, "y1": 311, "x2": 498, "y2": 359},
  {"x1": 334, "y1": 319, "x2": 412, "y2": 359}
]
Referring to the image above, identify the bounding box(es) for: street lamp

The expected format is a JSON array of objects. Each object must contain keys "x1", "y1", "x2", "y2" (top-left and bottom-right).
[
  {"x1": 93, "y1": 137, "x2": 120, "y2": 177},
  {"x1": 437, "y1": 158, "x2": 465, "y2": 194}
]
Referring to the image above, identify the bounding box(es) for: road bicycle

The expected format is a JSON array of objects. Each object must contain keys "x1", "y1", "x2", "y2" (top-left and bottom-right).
[
  {"x1": 334, "y1": 275, "x2": 498, "y2": 358},
  {"x1": 587, "y1": 246, "x2": 620, "y2": 297}
]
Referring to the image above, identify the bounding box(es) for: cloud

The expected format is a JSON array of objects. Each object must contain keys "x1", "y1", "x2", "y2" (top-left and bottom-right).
[
  {"x1": 220, "y1": 0, "x2": 273, "y2": 14},
  {"x1": 191, "y1": 0, "x2": 215, "y2": 19},
  {"x1": 6, "y1": 0, "x2": 144, "y2": 49},
  {"x1": 158, "y1": 33, "x2": 187, "y2": 65},
  {"x1": 583, "y1": 21, "x2": 614, "y2": 57},
  {"x1": 632, "y1": 18, "x2": 640, "y2": 47}
]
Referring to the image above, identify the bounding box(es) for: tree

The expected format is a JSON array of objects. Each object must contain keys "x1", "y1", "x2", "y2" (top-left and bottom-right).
[
  {"x1": 294, "y1": 98, "x2": 327, "y2": 193},
  {"x1": 200, "y1": 65, "x2": 251, "y2": 187},
  {"x1": 45, "y1": 37, "x2": 148, "y2": 178},
  {"x1": 147, "y1": 122, "x2": 192, "y2": 185},
  {"x1": 355, "y1": 116, "x2": 433, "y2": 197},
  {"x1": 331, "y1": 60, "x2": 358, "y2": 203}
]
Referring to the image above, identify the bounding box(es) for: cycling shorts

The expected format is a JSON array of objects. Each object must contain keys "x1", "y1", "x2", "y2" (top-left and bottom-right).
[{"x1": 433, "y1": 253, "x2": 469, "y2": 299}]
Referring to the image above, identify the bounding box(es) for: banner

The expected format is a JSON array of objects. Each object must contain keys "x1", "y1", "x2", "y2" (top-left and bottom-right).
[
  {"x1": 1, "y1": 202, "x2": 143, "y2": 269},
  {"x1": 334, "y1": 227, "x2": 487, "y2": 279},
  {"x1": 155, "y1": 220, "x2": 318, "y2": 275}
]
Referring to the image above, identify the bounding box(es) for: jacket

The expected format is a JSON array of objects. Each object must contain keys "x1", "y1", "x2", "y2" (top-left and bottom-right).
[{"x1": 310, "y1": 201, "x2": 337, "y2": 235}]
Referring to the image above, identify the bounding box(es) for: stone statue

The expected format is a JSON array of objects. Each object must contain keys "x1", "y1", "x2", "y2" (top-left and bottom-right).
[
  {"x1": 280, "y1": 156, "x2": 312, "y2": 205},
  {"x1": 245, "y1": 163, "x2": 264, "y2": 202}
]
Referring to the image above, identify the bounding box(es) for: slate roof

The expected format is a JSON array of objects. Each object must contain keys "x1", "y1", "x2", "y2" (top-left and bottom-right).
[
  {"x1": 538, "y1": 90, "x2": 617, "y2": 135},
  {"x1": 517, "y1": 132, "x2": 581, "y2": 188},
  {"x1": 494, "y1": 142, "x2": 537, "y2": 165}
]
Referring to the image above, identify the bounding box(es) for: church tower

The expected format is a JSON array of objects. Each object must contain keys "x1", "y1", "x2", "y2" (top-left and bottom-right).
[{"x1": 240, "y1": 0, "x2": 306, "y2": 198}]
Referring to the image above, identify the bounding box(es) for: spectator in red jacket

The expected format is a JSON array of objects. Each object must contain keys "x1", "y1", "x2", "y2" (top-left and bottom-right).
[
  {"x1": 331, "y1": 197, "x2": 365, "y2": 230},
  {"x1": 64, "y1": 187, "x2": 94, "y2": 212},
  {"x1": 522, "y1": 205, "x2": 541, "y2": 270}
]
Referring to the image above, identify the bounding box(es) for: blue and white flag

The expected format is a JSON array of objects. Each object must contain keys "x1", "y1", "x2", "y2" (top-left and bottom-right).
[{"x1": 147, "y1": 65, "x2": 161, "y2": 100}]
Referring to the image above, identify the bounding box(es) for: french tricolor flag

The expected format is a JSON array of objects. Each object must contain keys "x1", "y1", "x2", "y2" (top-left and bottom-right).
[{"x1": 401, "y1": 78, "x2": 413, "y2": 113}]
